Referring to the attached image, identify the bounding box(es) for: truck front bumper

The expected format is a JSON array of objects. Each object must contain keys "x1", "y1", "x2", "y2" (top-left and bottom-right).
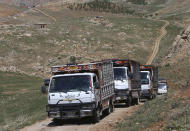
[
  {"x1": 48, "y1": 110, "x2": 93, "y2": 119},
  {"x1": 115, "y1": 96, "x2": 128, "y2": 102},
  {"x1": 140, "y1": 89, "x2": 152, "y2": 98},
  {"x1": 46, "y1": 103, "x2": 95, "y2": 119},
  {"x1": 115, "y1": 89, "x2": 129, "y2": 103}
]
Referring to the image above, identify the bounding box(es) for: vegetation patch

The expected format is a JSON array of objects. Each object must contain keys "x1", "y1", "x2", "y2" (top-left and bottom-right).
[
  {"x1": 115, "y1": 89, "x2": 190, "y2": 131},
  {"x1": 66, "y1": 0, "x2": 135, "y2": 14},
  {"x1": 0, "y1": 71, "x2": 46, "y2": 131}
]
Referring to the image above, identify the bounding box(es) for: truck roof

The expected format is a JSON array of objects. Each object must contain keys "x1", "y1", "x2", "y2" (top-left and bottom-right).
[
  {"x1": 51, "y1": 60, "x2": 112, "y2": 75},
  {"x1": 140, "y1": 65, "x2": 156, "y2": 69},
  {"x1": 111, "y1": 59, "x2": 140, "y2": 66},
  {"x1": 52, "y1": 73, "x2": 95, "y2": 78},
  {"x1": 114, "y1": 67, "x2": 128, "y2": 69},
  {"x1": 141, "y1": 71, "x2": 150, "y2": 73}
]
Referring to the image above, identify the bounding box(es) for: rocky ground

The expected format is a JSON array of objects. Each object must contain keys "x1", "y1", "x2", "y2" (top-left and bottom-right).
[{"x1": 163, "y1": 25, "x2": 190, "y2": 65}]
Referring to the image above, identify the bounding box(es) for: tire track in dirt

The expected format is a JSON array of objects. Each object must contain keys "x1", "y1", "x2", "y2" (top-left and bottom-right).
[{"x1": 146, "y1": 20, "x2": 169, "y2": 65}]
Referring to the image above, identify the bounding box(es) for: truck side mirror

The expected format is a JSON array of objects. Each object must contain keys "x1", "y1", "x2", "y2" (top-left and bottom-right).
[
  {"x1": 95, "y1": 81, "x2": 100, "y2": 89},
  {"x1": 44, "y1": 79, "x2": 50, "y2": 86},
  {"x1": 41, "y1": 85, "x2": 47, "y2": 94}
]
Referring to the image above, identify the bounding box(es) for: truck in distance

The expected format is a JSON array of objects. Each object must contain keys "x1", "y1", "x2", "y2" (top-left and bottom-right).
[
  {"x1": 112, "y1": 59, "x2": 141, "y2": 106},
  {"x1": 140, "y1": 65, "x2": 158, "y2": 99},
  {"x1": 42, "y1": 60, "x2": 115, "y2": 123},
  {"x1": 157, "y1": 78, "x2": 168, "y2": 95}
]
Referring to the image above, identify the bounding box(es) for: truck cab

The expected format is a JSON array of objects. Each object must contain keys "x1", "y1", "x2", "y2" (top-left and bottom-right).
[
  {"x1": 114, "y1": 67, "x2": 129, "y2": 90},
  {"x1": 43, "y1": 61, "x2": 115, "y2": 123},
  {"x1": 47, "y1": 73, "x2": 98, "y2": 119},
  {"x1": 140, "y1": 65, "x2": 158, "y2": 99},
  {"x1": 140, "y1": 71, "x2": 152, "y2": 98},
  {"x1": 114, "y1": 67, "x2": 130, "y2": 103},
  {"x1": 112, "y1": 59, "x2": 141, "y2": 106}
]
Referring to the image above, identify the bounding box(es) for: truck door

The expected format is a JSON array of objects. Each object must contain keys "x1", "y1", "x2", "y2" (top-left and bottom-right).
[
  {"x1": 126, "y1": 68, "x2": 131, "y2": 90},
  {"x1": 93, "y1": 75, "x2": 101, "y2": 102}
]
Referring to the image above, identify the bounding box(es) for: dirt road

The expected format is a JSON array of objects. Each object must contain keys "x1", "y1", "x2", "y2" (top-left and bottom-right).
[
  {"x1": 146, "y1": 20, "x2": 169, "y2": 65},
  {"x1": 21, "y1": 105, "x2": 139, "y2": 131}
]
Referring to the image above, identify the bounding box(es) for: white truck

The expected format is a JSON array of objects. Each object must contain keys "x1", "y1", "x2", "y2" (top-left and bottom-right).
[
  {"x1": 41, "y1": 60, "x2": 115, "y2": 123},
  {"x1": 157, "y1": 78, "x2": 168, "y2": 95},
  {"x1": 140, "y1": 65, "x2": 158, "y2": 99},
  {"x1": 112, "y1": 59, "x2": 141, "y2": 106}
]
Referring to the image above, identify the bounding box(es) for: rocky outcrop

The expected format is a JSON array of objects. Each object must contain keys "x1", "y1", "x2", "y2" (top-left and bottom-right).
[{"x1": 163, "y1": 25, "x2": 190, "y2": 64}]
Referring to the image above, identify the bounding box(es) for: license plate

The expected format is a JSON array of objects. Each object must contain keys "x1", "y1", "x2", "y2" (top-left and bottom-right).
[{"x1": 116, "y1": 96, "x2": 126, "y2": 100}]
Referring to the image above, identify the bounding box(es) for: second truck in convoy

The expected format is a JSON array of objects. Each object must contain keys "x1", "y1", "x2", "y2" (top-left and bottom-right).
[
  {"x1": 112, "y1": 59, "x2": 141, "y2": 106},
  {"x1": 140, "y1": 65, "x2": 158, "y2": 99},
  {"x1": 42, "y1": 60, "x2": 115, "y2": 123}
]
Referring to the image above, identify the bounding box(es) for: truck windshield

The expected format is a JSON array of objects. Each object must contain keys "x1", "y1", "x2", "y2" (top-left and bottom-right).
[
  {"x1": 158, "y1": 83, "x2": 167, "y2": 89},
  {"x1": 114, "y1": 68, "x2": 127, "y2": 80},
  {"x1": 49, "y1": 75, "x2": 91, "y2": 93},
  {"x1": 141, "y1": 72, "x2": 149, "y2": 84}
]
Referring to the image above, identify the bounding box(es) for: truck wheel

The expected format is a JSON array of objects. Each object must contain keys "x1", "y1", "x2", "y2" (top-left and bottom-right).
[
  {"x1": 149, "y1": 95, "x2": 153, "y2": 100},
  {"x1": 105, "y1": 101, "x2": 112, "y2": 115},
  {"x1": 92, "y1": 108, "x2": 100, "y2": 123},
  {"x1": 126, "y1": 96, "x2": 132, "y2": 107},
  {"x1": 153, "y1": 94, "x2": 156, "y2": 99},
  {"x1": 133, "y1": 97, "x2": 139, "y2": 105},
  {"x1": 110, "y1": 101, "x2": 115, "y2": 112},
  {"x1": 53, "y1": 118, "x2": 62, "y2": 125}
]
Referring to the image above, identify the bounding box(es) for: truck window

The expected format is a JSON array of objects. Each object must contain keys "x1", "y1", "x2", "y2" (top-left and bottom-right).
[
  {"x1": 114, "y1": 68, "x2": 127, "y2": 80},
  {"x1": 141, "y1": 72, "x2": 149, "y2": 84},
  {"x1": 158, "y1": 83, "x2": 167, "y2": 89},
  {"x1": 49, "y1": 75, "x2": 91, "y2": 92},
  {"x1": 93, "y1": 76, "x2": 97, "y2": 83}
]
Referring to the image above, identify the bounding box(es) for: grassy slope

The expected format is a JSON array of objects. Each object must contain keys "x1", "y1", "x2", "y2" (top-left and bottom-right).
[
  {"x1": 0, "y1": 7, "x2": 163, "y2": 75},
  {"x1": 116, "y1": 61, "x2": 190, "y2": 131},
  {"x1": 116, "y1": 89, "x2": 190, "y2": 131},
  {"x1": 0, "y1": 71, "x2": 46, "y2": 131}
]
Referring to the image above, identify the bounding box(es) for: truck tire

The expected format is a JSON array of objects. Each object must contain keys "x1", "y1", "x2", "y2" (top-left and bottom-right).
[
  {"x1": 149, "y1": 94, "x2": 153, "y2": 100},
  {"x1": 110, "y1": 101, "x2": 115, "y2": 112},
  {"x1": 126, "y1": 96, "x2": 132, "y2": 107},
  {"x1": 91, "y1": 108, "x2": 100, "y2": 123},
  {"x1": 133, "y1": 97, "x2": 139, "y2": 105},
  {"x1": 53, "y1": 118, "x2": 62, "y2": 125},
  {"x1": 105, "y1": 101, "x2": 114, "y2": 115}
]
